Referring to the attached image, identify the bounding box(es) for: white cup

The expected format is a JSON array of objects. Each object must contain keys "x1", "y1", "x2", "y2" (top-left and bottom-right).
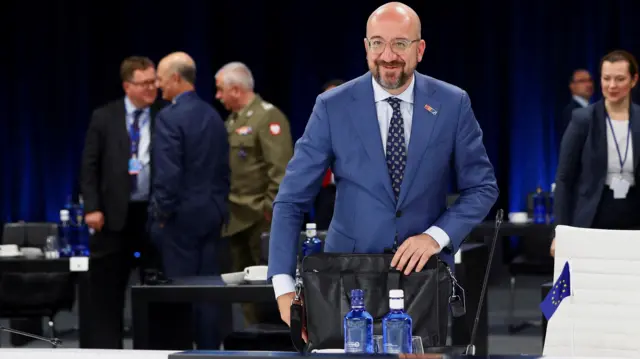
[
  {"x1": 244, "y1": 265, "x2": 268, "y2": 280},
  {"x1": 509, "y1": 212, "x2": 528, "y2": 223}
]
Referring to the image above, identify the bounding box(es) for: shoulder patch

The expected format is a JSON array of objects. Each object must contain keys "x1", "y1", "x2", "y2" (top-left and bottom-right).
[
  {"x1": 261, "y1": 102, "x2": 274, "y2": 111},
  {"x1": 269, "y1": 123, "x2": 281, "y2": 135}
]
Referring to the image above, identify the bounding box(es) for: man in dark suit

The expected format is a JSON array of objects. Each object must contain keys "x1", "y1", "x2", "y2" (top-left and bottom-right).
[
  {"x1": 151, "y1": 51, "x2": 230, "y2": 349},
  {"x1": 558, "y1": 69, "x2": 593, "y2": 146},
  {"x1": 80, "y1": 56, "x2": 164, "y2": 348}
]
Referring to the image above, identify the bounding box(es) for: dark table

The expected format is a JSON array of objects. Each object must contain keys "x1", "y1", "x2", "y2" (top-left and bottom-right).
[
  {"x1": 0, "y1": 256, "x2": 91, "y2": 347},
  {"x1": 132, "y1": 243, "x2": 489, "y2": 354},
  {"x1": 469, "y1": 221, "x2": 555, "y2": 283},
  {"x1": 169, "y1": 351, "x2": 544, "y2": 359},
  {"x1": 131, "y1": 276, "x2": 273, "y2": 350}
]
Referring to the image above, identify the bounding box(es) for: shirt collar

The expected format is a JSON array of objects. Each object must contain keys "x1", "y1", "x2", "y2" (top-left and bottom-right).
[
  {"x1": 124, "y1": 96, "x2": 149, "y2": 115},
  {"x1": 372, "y1": 73, "x2": 415, "y2": 104},
  {"x1": 572, "y1": 95, "x2": 589, "y2": 108}
]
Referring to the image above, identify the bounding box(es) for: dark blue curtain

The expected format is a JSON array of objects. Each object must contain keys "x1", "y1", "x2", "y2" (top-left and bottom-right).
[{"x1": 2, "y1": 0, "x2": 640, "y2": 224}]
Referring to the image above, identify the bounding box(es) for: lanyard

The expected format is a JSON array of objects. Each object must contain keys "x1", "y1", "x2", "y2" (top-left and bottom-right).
[{"x1": 606, "y1": 115, "x2": 631, "y2": 173}]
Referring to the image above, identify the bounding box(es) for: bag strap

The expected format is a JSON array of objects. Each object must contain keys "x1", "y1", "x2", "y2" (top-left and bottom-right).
[{"x1": 289, "y1": 278, "x2": 306, "y2": 353}]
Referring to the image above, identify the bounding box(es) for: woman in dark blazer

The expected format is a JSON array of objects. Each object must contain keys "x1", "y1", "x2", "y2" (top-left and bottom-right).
[{"x1": 552, "y1": 50, "x2": 640, "y2": 256}]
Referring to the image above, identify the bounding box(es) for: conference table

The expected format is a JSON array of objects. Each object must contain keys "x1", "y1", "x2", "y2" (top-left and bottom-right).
[
  {"x1": 0, "y1": 348, "x2": 598, "y2": 359},
  {"x1": 0, "y1": 256, "x2": 92, "y2": 347}
]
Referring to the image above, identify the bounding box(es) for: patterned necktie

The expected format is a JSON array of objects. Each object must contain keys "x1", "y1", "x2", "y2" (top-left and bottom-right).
[
  {"x1": 130, "y1": 109, "x2": 143, "y2": 191},
  {"x1": 385, "y1": 97, "x2": 407, "y2": 201}
]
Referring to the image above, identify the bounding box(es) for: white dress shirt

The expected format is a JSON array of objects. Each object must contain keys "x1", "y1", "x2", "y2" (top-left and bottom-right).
[
  {"x1": 572, "y1": 95, "x2": 589, "y2": 108},
  {"x1": 272, "y1": 75, "x2": 451, "y2": 299},
  {"x1": 124, "y1": 96, "x2": 151, "y2": 201},
  {"x1": 605, "y1": 118, "x2": 635, "y2": 187}
]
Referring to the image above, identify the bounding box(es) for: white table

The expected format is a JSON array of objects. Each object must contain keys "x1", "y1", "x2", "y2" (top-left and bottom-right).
[{"x1": 0, "y1": 348, "x2": 177, "y2": 359}]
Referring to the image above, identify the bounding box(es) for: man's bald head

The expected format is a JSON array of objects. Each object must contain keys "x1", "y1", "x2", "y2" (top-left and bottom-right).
[
  {"x1": 156, "y1": 51, "x2": 197, "y2": 101},
  {"x1": 367, "y1": 2, "x2": 421, "y2": 39},
  {"x1": 159, "y1": 51, "x2": 197, "y2": 85}
]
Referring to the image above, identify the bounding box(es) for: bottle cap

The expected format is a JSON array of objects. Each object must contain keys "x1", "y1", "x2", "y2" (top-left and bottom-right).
[
  {"x1": 389, "y1": 289, "x2": 404, "y2": 310},
  {"x1": 389, "y1": 289, "x2": 404, "y2": 298},
  {"x1": 350, "y1": 289, "x2": 364, "y2": 307},
  {"x1": 306, "y1": 223, "x2": 316, "y2": 230}
]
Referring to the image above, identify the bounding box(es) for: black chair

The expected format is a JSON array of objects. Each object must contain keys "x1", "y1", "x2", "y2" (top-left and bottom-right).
[
  {"x1": 224, "y1": 230, "x2": 327, "y2": 351},
  {"x1": 507, "y1": 193, "x2": 554, "y2": 334},
  {"x1": 0, "y1": 222, "x2": 76, "y2": 346}
]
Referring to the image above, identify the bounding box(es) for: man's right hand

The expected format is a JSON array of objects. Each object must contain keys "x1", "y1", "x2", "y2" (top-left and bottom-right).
[
  {"x1": 277, "y1": 291, "x2": 308, "y2": 342},
  {"x1": 85, "y1": 211, "x2": 105, "y2": 231},
  {"x1": 277, "y1": 291, "x2": 296, "y2": 326}
]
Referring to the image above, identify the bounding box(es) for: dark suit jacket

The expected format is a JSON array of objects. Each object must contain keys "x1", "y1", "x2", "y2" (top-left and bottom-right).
[
  {"x1": 150, "y1": 91, "x2": 230, "y2": 237},
  {"x1": 80, "y1": 98, "x2": 163, "y2": 232},
  {"x1": 558, "y1": 98, "x2": 584, "y2": 146},
  {"x1": 554, "y1": 100, "x2": 640, "y2": 227}
]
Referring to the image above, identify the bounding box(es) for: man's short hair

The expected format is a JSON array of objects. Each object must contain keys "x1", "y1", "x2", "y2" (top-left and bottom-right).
[
  {"x1": 216, "y1": 62, "x2": 254, "y2": 90},
  {"x1": 174, "y1": 62, "x2": 197, "y2": 85},
  {"x1": 120, "y1": 56, "x2": 154, "y2": 82}
]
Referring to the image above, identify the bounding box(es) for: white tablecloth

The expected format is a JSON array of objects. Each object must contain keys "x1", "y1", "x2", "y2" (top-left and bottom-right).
[{"x1": 0, "y1": 348, "x2": 177, "y2": 359}]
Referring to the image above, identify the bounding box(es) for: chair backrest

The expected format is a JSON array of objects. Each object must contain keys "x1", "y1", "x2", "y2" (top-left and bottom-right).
[{"x1": 2, "y1": 222, "x2": 58, "y2": 247}]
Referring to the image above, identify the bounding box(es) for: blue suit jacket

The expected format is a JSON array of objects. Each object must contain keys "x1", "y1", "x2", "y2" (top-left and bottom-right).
[
  {"x1": 267, "y1": 72, "x2": 498, "y2": 279},
  {"x1": 151, "y1": 91, "x2": 230, "y2": 236}
]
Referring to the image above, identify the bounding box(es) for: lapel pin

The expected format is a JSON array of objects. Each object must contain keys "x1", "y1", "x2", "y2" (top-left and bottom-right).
[{"x1": 424, "y1": 104, "x2": 438, "y2": 115}]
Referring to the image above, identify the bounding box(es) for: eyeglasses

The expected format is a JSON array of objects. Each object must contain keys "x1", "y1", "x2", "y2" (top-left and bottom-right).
[
  {"x1": 367, "y1": 38, "x2": 420, "y2": 54},
  {"x1": 128, "y1": 79, "x2": 156, "y2": 88}
]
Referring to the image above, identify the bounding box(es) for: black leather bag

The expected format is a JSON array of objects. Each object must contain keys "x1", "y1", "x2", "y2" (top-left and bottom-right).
[{"x1": 296, "y1": 252, "x2": 456, "y2": 352}]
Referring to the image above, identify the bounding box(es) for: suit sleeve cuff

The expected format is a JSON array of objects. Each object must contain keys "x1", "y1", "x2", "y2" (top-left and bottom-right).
[
  {"x1": 272, "y1": 274, "x2": 296, "y2": 299},
  {"x1": 424, "y1": 226, "x2": 450, "y2": 253}
]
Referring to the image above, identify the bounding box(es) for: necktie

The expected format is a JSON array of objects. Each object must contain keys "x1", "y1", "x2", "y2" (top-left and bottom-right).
[
  {"x1": 384, "y1": 97, "x2": 407, "y2": 201},
  {"x1": 130, "y1": 109, "x2": 143, "y2": 191}
]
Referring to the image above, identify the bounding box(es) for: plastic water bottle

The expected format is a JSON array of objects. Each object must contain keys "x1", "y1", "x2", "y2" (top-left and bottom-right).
[
  {"x1": 382, "y1": 289, "x2": 413, "y2": 353},
  {"x1": 533, "y1": 186, "x2": 546, "y2": 224},
  {"x1": 72, "y1": 196, "x2": 90, "y2": 256},
  {"x1": 302, "y1": 223, "x2": 322, "y2": 257},
  {"x1": 548, "y1": 183, "x2": 555, "y2": 224},
  {"x1": 58, "y1": 209, "x2": 72, "y2": 257},
  {"x1": 344, "y1": 289, "x2": 374, "y2": 353}
]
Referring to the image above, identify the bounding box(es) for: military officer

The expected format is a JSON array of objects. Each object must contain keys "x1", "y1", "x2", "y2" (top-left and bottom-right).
[{"x1": 215, "y1": 62, "x2": 293, "y2": 323}]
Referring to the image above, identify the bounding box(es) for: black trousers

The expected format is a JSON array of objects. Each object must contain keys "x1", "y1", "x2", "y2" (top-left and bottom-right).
[
  {"x1": 151, "y1": 220, "x2": 222, "y2": 350},
  {"x1": 84, "y1": 201, "x2": 161, "y2": 349},
  {"x1": 592, "y1": 186, "x2": 640, "y2": 230}
]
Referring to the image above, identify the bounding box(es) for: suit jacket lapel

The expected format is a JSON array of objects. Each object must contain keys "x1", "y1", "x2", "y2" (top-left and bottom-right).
[
  {"x1": 593, "y1": 101, "x2": 608, "y2": 177},
  {"x1": 397, "y1": 74, "x2": 439, "y2": 207},
  {"x1": 115, "y1": 99, "x2": 129, "y2": 159},
  {"x1": 348, "y1": 73, "x2": 396, "y2": 205}
]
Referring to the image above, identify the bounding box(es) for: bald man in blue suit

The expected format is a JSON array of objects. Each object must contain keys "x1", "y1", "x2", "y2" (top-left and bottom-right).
[{"x1": 268, "y1": 2, "x2": 498, "y2": 328}]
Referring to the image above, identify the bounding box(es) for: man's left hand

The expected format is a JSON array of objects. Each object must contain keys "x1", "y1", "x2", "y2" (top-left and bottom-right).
[{"x1": 391, "y1": 234, "x2": 441, "y2": 275}]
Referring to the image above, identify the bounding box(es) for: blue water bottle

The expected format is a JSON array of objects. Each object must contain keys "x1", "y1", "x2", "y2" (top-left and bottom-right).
[
  {"x1": 72, "y1": 196, "x2": 90, "y2": 256},
  {"x1": 302, "y1": 222, "x2": 322, "y2": 257},
  {"x1": 548, "y1": 183, "x2": 555, "y2": 224},
  {"x1": 58, "y1": 209, "x2": 72, "y2": 257},
  {"x1": 344, "y1": 289, "x2": 374, "y2": 353},
  {"x1": 382, "y1": 289, "x2": 413, "y2": 353},
  {"x1": 533, "y1": 186, "x2": 546, "y2": 224}
]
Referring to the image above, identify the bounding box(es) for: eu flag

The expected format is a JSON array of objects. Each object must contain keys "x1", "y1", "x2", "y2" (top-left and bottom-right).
[{"x1": 540, "y1": 261, "x2": 571, "y2": 320}]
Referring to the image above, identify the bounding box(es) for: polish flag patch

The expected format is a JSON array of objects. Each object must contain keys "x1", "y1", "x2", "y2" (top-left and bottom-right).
[{"x1": 269, "y1": 123, "x2": 281, "y2": 135}]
